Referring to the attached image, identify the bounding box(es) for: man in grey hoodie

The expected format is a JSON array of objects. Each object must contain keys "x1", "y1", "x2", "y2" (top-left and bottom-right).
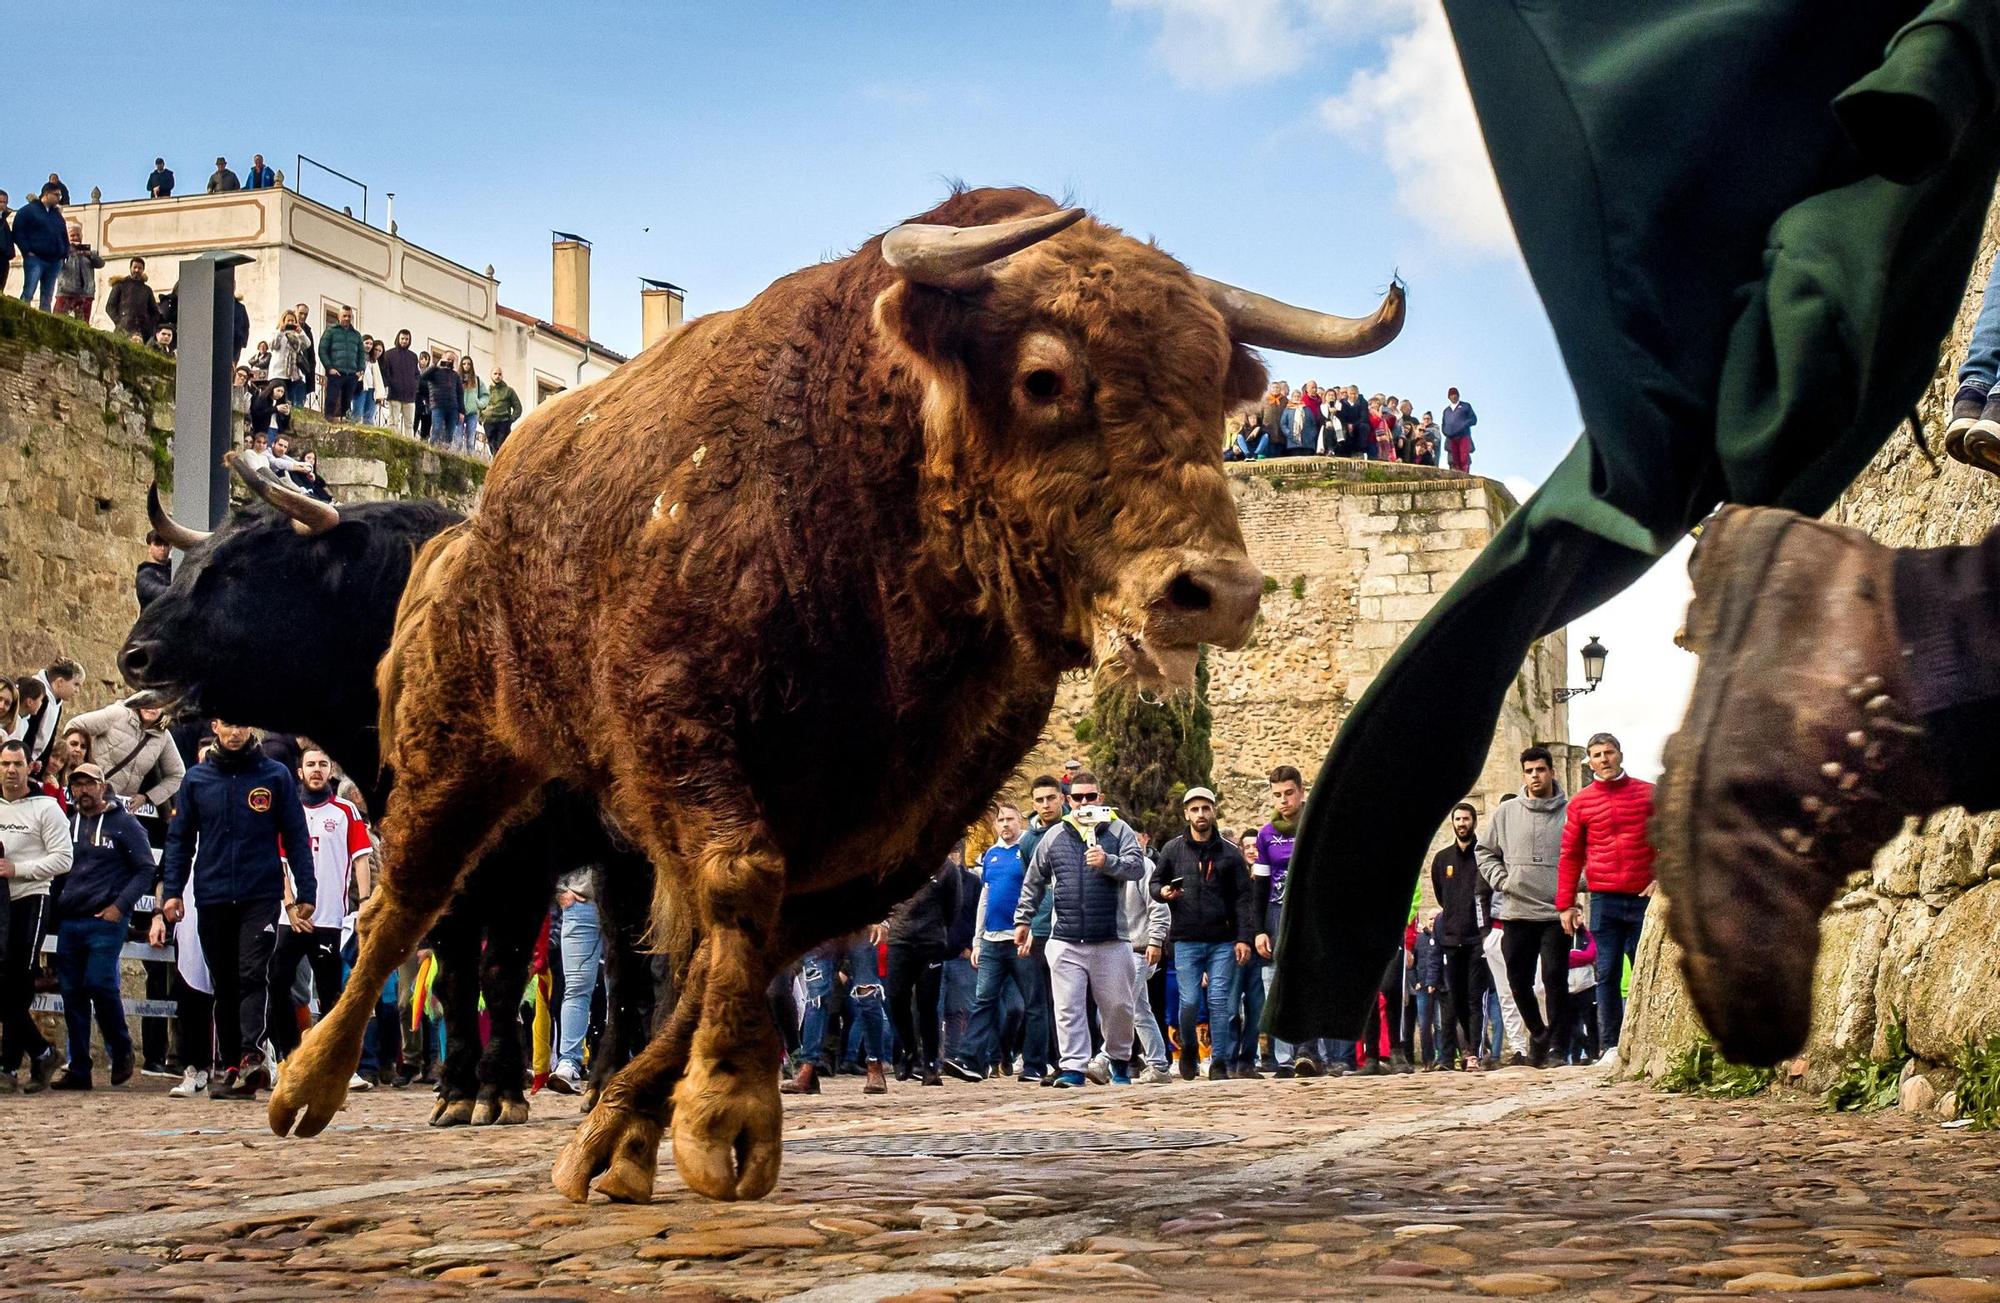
[{"x1": 1477, "y1": 746, "x2": 1571, "y2": 1067}]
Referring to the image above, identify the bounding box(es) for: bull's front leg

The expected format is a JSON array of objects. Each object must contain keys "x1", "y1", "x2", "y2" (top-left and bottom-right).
[
  {"x1": 668, "y1": 828, "x2": 787, "y2": 1201},
  {"x1": 427, "y1": 907, "x2": 484, "y2": 1127}
]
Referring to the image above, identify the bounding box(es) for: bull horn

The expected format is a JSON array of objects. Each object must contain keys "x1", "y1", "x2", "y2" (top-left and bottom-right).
[
  {"x1": 881, "y1": 207, "x2": 1087, "y2": 291},
  {"x1": 147, "y1": 482, "x2": 211, "y2": 551},
  {"x1": 1195, "y1": 273, "x2": 1407, "y2": 358},
  {"x1": 226, "y1": 451, "x2": 340, "y2": 536}
]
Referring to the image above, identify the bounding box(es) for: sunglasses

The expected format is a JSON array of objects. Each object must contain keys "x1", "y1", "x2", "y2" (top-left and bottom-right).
[{"x1": 1069, "y1": 791, "x2": 1100, "y2": 803}]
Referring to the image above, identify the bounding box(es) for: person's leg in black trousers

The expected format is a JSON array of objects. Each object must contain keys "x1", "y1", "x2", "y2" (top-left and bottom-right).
[
  {"x1": 173, "y1": 969, "x2": 214, "y2": 1072},
  {"x1": 1362, "y1": 952, "x2": 1405, "y2": 1070},
  {"x1": 1501, "y1": 920, "x2": 1555, "y2": 1065},
  {"x1": 198, "y1": 900, "x2": 280, "y2": 1079},
  {"x1": 886, "y1": 943, "x2": 945, "y2": 1080},
  {"x1": 266, "y1": 926, "x2": 313, "y2": 1060},
  {"x1": 0, "y1": 895, "x2": 53, "y2": 1077},
  {"x1": 1536, "y1": 922, "x2": 1573, "y2": 1064},
  {"x1": 1439, "y1": 943, "x2": 1478, "y2": 1068}
]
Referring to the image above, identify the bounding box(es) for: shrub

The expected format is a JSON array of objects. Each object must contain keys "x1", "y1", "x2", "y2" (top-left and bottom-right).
[
  {"x1": 1823, "y1": 1023, "x2": 1910, "y2": 1113},
  {"x1": 1261, "y1": 575, "x2": 1280, "y2": 596},
  {"x1": 1952, "y1": 1035, "x2": 2000, "y2": 1129},
  {"x1": 1656, "y1": 1039, "x2": 1776, "y2": 1100},
  {"x1": 1289, "y1": 575, "x2": 1306, "y2": 601}
]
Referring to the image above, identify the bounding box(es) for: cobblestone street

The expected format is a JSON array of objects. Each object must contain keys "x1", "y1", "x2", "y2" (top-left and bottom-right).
[{"x1": 8, "y1": 1065, "x2": 2000, "y2": 1300}]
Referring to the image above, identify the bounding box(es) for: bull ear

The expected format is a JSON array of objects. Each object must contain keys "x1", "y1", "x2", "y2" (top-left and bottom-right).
[
  {"x1": 872, "y1": 279, "x2": 967, "y2": 385},
  {"x1": 1224, "y1": 343, "x2": 1268, "y2": 406}
]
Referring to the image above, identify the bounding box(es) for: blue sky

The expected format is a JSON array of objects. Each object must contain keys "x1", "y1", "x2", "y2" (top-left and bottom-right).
[{"x1": 17, "y1": 0, "x2": 1690, "y2": 771}]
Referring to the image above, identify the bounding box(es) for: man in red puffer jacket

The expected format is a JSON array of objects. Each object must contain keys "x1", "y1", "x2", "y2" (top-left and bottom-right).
[{"x1": 1557, "y1": 733, "x2": 1655, "y2": 1067}]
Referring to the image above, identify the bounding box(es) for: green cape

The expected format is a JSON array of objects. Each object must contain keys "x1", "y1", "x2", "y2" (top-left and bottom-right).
[{"x1": 1269, "y1": 0, "x2": 2000, "y2": 1040}]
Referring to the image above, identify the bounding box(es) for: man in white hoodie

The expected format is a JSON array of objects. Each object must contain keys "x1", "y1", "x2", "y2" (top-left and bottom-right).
[
  {"x1": 0, "y1": 738, "x2": 74, "y2": 1092},
  {"x1": 1477, "y1": 747, "x2": 1572, "y2": 1068}
]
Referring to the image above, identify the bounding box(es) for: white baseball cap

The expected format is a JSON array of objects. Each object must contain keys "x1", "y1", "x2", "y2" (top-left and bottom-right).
[{"x1": 1182, "y1": 786, "x2": 1218, "y2": 806}]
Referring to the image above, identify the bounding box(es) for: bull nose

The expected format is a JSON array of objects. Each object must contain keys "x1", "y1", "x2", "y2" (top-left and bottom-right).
[
  {"x1": 1162, "y1": 558, "x2": 1263, "y2": 649},
  {"x1": 118, "y1": 640, "x2": 160, "y2": 684}
]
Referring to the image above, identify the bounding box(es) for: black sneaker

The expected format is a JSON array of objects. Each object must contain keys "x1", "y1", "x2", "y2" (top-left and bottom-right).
[
  {"x1": 237, "y1": 1052, "x2": 272, "y2": 1094},
  {"x1": 111, "y1": 1050, "x2": 136, "y2": 1086},
  {"x1": 1946, "y1": 383, "x2": 1987, "y2": 459},
  {"x1": 1233, "y1": 1063, "x2": 1264, "y2": 1080},
  {"x1": 49, "y1": 1067, "x2": 92, "y2": 1091},
  {"x1": 1964, "y1": 393, "x2": 2000, "y2": 476},
  {"x1": 1272, "y1": 1065, "x2": 1295, "y2": 1080},
  {"x1": 392, "y1": 1067, "x2": 414, "y2": 1088},
  {"x1": 210, "y1": 1065, "x2": 245, "y2": 1099},
  {"x1": 1209, "y1": 1062, "x2": 1230, "y2": 1081},
  {"x1": 940, "y1": 1058, "x2": 984, "y2": 1083},
  {"x1": 1292, "y1": 1057, "x2": 1321, "y2": 1079},
  {"x1": 23, "y1": 1048, "x2": 59, "y2": 1094},
  {"x1": 139, "y1": 1062, "x2": 176, "y2": 1080}
]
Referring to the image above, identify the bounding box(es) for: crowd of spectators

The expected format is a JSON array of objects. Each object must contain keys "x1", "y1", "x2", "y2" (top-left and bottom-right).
[
  {"x1": 1227, "y1": 379, "x2": 1481, "y2": 472},
  {"x1": 2, "y1": 167, "x2": 523, "y2": 462},
  {"x1": 0, "y1": 624, "x2": 1655, "y2": 1103}
]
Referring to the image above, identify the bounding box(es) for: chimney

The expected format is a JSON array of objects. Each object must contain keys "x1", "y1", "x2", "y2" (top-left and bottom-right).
[
  {"x1": 640, "y1": 279, "x2": 686, "y2": 350},
  {"x1": 551, "y1": 232, "x2": 591, "y2": 339}
]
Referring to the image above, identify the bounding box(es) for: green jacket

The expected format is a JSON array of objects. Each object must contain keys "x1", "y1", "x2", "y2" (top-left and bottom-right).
[
  {"x1": 480, "y1": 380, "x2": 521, "y2": 425},
  {"x1": 1269, "y1": 0, "x2": 2000, "y2": 1041},
  {"x1": 317, "y1": 323, "x2": 365, "y2": 374}
]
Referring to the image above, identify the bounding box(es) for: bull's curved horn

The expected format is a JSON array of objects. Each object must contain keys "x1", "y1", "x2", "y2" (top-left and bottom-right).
[
  {"x1": 881, "y1": 207, "x2": 1087, "y2": 291},
  {"x1": 1195, "y1": 274, "x2": 1407, "y2": 359},
  {"x1": 226, "y1": 451, "x2": 340, "y2": 536},
  {"x1": 147, "y1": 482, "x2": 211, "y2": 551}
]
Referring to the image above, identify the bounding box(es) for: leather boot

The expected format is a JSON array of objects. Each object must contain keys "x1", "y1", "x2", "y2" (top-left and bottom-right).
[
  {"x1": 863, "y1": 1061, "x2": 888, "y2": 1095},
  {"x1": 1657, "y1": 506, "x2": 1949, "y2": 1064},
  {"x1": 780, "y1": 1063, "x2": 820, "y2": 1095}
]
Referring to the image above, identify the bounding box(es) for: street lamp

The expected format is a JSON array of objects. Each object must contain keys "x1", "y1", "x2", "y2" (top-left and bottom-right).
[{"x1": 1552, "y1": 635, "x2": 1609, "y2": 704}]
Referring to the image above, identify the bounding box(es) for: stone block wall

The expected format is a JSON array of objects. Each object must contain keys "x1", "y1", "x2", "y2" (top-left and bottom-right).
[
  {"x1": 1023, "y1": 458, "x2": 1572, "y2": 850},
  {"x1": 0, "y1": 293, "x2": 484, "y2": 720},
  {"x1": 1620, "y1": 190, "x2": 2000, "y2": 1109}
]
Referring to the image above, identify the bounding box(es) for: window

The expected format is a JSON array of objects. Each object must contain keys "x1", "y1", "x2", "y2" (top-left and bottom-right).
[{"x1": 536, "y1": 380, "x2": 566, "y2": 406}]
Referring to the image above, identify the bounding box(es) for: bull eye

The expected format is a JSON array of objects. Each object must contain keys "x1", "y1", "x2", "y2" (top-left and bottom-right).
[{"x1": 1022, "y1": 368, "x2": 1063, "y2": 401}]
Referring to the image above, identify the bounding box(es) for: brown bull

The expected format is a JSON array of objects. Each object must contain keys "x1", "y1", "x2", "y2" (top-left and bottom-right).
[{"x1": 266, "y1": 186, "x2": 1404, "y2": 1202}]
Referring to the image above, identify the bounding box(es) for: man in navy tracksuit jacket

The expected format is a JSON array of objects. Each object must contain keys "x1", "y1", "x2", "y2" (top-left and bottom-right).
[{"x1": 160, "y1": 722, "x2": 314, "y2": 1099}]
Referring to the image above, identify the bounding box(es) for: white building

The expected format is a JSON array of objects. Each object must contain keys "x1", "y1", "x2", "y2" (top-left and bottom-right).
[{"x1": 41, "y1": 186, "x2": 685, "y2": 418}]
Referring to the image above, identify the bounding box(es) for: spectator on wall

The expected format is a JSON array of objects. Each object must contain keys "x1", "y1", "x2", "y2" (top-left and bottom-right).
[
  {"x1": 0, "y1": 190, "x2": 14, "y2": 299},
  {"x1": 1442, "y1": 387, "x2": 1478, "y2": 472},
  {"x1": 379, "y1": 330, "x2": 421, "y2": 437},
  {"x1": 207, "y1": 157, "x2": 240, "y2": 193},
  {"x1": 245, "y1": 155, "x2": 275, "y2": 189},
  {"x1": 14, "y1": 182, "x2": 70, "y2": 311},
  {"x1": 107, "y1": 257, "x2": 159, "y2": 340},
  {"x1": 481, "y1": 367, "x2": 522, "y2": 453},
  {"x1": 52, "y1": 223, "x2": 104, "y2": 321},
  {"x1": 146, "y1": 159, "x2": 175, "y2": 197},
  {"x1": 318, "y1": 306, "x2": 365, "y2": 421}
]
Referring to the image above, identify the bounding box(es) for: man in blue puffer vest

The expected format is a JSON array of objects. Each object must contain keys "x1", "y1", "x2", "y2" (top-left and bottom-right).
[
  {"x1": 160, "y1": 721, "x2": 314, "y2": 1102},
  {"x1": 1012, "y1": 771, "x2": 1148, "y2": 1088}
]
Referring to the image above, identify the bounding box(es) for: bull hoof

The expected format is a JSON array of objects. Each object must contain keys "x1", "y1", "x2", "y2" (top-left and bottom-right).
[
  {"x1": 580, "y1": 1083, "x2": 601, "y2": 1113},
  {"x1": 670, "y1": 1056, "x2": 783, "y2": 1202},
  {"x1": 430, "y1": 1096, "x2": 475, "y2": 1127},
  {"x1": 552, "y1": 1105, "x2": 663, "y2": 1204},
  {"x1": 469, "y1": 1096, "x2": 499, "y2": 1127},
  {"x1": 497, "y1": 1097, "x2": 531, "y2": 1125},
  {"x1": 267, "y1": 1026, "x2": 353, "y2": 1139}
]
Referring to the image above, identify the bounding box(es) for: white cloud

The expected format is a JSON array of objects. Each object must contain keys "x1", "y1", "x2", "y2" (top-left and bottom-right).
[
  {"x1": 1565, "y1": 540, "x2": 1697, "y2": 781},
  {"x1": 1315, "y1": 4, "x2": 1514, "y2": 256},
  {"x1": 1117, "y1": 0, "x2": 1514, "y2": 257},
  {"x1": 1110, "y1": 0, "x2": 1316, "y2": 87}
]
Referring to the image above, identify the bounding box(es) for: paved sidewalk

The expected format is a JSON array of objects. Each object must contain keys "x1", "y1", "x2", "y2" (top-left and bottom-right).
[{"x1": 6, "y1": 1065, "x2": 2000, "y2": 1300}]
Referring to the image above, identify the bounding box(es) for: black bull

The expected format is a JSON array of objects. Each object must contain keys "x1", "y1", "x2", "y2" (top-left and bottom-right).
[{"x1": 122, "y1": 489, "x2": 658, "y2": 1121}]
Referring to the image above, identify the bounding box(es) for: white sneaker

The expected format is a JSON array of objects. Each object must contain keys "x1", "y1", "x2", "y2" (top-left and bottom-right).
[
  {"x1": 1138, "y1": 1065, "x2": 1174, "y2": 1085},
  {"x1": 348, "y1": 1073, "x2": 374, "y2": 1092},
  {"x1": 546, "y1": 1062, "x2": 581, "y2": 1095},
  {"x1": 169, "y1": 1067, "x2": 208, "y2": 1097},
  {"x1": 1599, "y1": 1047, "x2": 1621, "y2": 1073},
  {"x1": 1083, "y1": 1054, "x2": 1112, "y2": 1086}
]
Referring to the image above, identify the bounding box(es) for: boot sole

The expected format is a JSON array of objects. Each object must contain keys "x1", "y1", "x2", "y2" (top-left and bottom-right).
[{"x1": 1655, "y1": 507, "x2": 1795, "y2": 1006}]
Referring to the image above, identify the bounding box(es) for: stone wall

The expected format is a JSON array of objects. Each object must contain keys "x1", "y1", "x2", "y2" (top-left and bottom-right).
[
  {"x1": 1621, "y1": 194, "x2": 2000, "y2": 1110},
  {"x1": 1022, "y1": 458, "x2": 1574, "y2": 853},
  {"x1": 0, "y1": 294, "x2": 484, "y2": 718}
]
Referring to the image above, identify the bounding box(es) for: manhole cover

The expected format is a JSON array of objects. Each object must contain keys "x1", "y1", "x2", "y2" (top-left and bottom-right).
[{"x1": 791, "y1": 1128, "x2": 1237, "y2": 1158}]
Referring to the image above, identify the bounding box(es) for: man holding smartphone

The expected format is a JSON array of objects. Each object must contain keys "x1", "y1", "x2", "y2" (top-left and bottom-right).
[{"x1": 1153, "y1": 788, "x2": 1255, "y2": 1080}]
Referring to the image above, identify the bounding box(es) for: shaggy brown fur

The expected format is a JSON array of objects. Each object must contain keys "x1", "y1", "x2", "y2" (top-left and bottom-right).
[{"x1": 267, "y1": 186, "x2": 1271, "y2": 1202}]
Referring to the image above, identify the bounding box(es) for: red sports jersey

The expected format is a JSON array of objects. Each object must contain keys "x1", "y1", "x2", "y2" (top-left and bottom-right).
[{"x1": 292, "y1": 793, "x2": 373, "y2": 915}]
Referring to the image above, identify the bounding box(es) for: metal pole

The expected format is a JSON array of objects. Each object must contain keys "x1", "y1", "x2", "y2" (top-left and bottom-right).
[{"x1": 173, "y1": 251, "x2": 255, "y2": 531}]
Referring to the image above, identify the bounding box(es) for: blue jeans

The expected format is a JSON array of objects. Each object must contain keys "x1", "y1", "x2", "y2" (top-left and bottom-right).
[
  {"x1": 20, "y1": 255, "x2": 60, "y2": 310},
  {"x1": 1591, "y1": 892, "x2": 1649, "y2": 1049},
  {"x1": 353, "y1": 390, "x2": 377, "y2": 425},
  {"x1": 1174, "y1": 941, "x2": 1241, "y2": 1068},
  {"x1": 940, "y1": 954, "x2": 976, "y2": 1062},
  {"x1": 959, "y1": 938, "x2": 1048, "y2": 1073},
  {"x1": 799, "y1": 940, "x2": 888, "y2": 1069},
  {"x1": 1485, "y1": 988, "x2": 1506, "y2": 1059},
  {"x1": 55, "y1": 916, "x2": 132, "y2": 1073},
  {"x1": 1960, "y1": 257, "x2": 2000, "y2": 391},
  {"x1": 1413, "y1": 989, "x2": 1439, "y2": 1064},
  {"x1": 1237, "y1": 953, "x2": 1268, "y2": 1067},
  {"x1": 1232, "y1": 431, "x2": 1271, "y2": 459},
  {"x1": 556, "y1": 900, "x2": 602, "y2": 1072}
]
